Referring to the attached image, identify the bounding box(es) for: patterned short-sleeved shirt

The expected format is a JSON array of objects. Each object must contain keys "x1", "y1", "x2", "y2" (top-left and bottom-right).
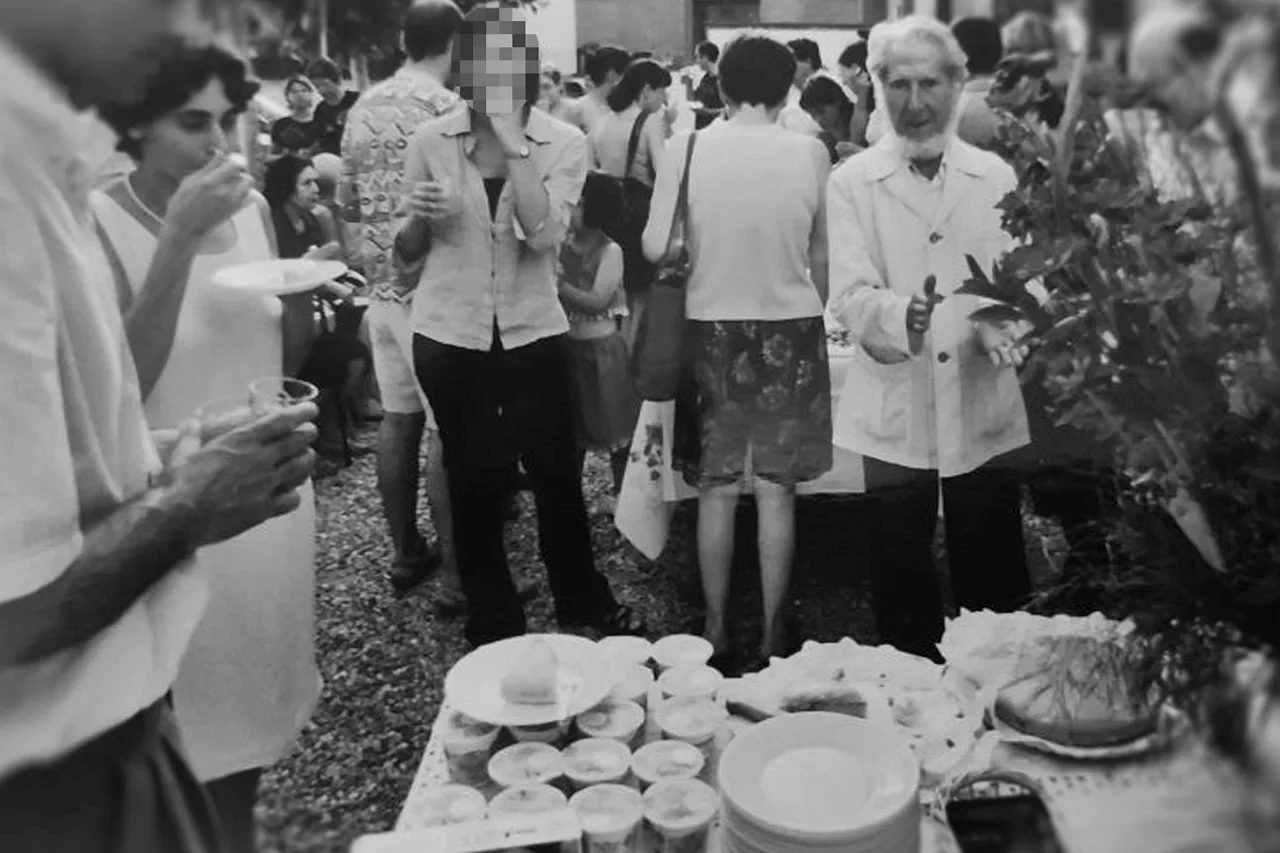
[{"x1": 339, "y1": 67, "x2": 461, "y2": 302}]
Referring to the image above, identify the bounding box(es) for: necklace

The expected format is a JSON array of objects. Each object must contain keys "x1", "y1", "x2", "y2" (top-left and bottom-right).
[{"x1": 124, "y1": 173, "x2": 167, "y2": 228}]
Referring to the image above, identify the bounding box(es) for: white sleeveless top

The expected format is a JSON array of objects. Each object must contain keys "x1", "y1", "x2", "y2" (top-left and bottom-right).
[{"x1": 91, "y1": 189, "x2": 321, "y2": 780}]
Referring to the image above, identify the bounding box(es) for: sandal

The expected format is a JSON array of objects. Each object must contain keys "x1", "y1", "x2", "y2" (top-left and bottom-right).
[
  {"x1": 432, "y1": 586, "x2": 468, "y2": 618},
  {"x1": 561, "y1": 603, "x2": 648, "y2": 638}
]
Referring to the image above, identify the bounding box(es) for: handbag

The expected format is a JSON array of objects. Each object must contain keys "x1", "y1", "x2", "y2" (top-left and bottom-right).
[
  {"x1": 610, "y1": 111, "x2": 658, "y2": 298},
  {"x1": 631, "y1": 130, "x2": 698, "y2": 402}
]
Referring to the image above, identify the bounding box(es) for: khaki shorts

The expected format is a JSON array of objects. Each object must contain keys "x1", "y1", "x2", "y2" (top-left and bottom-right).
[{"x1": 368, "y1": 299, "x2": 436, "y2": 428}]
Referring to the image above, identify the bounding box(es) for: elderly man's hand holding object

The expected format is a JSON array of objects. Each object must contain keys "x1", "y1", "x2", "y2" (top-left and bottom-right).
[{"x1": 905, "y1": 273, "x2": 1034, "y2": 367}]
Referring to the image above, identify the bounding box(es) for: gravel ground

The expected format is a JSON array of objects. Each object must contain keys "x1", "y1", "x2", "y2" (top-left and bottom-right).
[{"x1": 256, "y1": 424, "x2": 1058, "y2": 852}]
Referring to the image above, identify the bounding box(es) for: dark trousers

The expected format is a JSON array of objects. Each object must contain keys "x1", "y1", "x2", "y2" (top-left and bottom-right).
[
  {"x1": 863, "y1": 456, "x2": 1031, "y2": 660},
  {"x1": 414, "y1": 332, "x2": 617, "y2": 645},
  {"x1": 0, "y1": 701, "x2": 224, "y2": 853}
]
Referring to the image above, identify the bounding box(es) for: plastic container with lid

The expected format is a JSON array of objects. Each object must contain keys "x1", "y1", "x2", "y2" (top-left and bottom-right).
[
  {"x1": 610, "y1": 664, "x2": 656, "y2": 712},
  {"x1": 563, "y1": 738, "x2": 634, "y2": 791},
  {"x1": 487, "y1": 742, "x2": 565, "y2": 791},
  {"x1": 654, "y1": 697, "x2": 726, "y2": 784},
  {"x1": 439, "y1": 710, "x2": 502, "y2": 789},
  {"x1": 413, "y1": 784, "x2": 487, "y2": 828},
  {"x1": 657, "y1": 665, "x2": 724, "y2": 702},
  {"x1": 652, "y1": 635, "x2": 714, "y2": 673},
  {"x1": 507, "y1": 718, "x2": 571, "y2": 746},
  {"x1": 598, "y1": 635, "x2": 654, "y2": 668},
  {"x1": 643, "y1": 779, "x2": 719, "y2": 853},
  {"x1": 630, "y1": 740, "x2": 705, "y2": 792},
  {"x1": 576, "y1": 698, "x2": 646, "y2": 749},
  {"x1": 570, "y1": 783, "x2": 645, "y2": 853},
  {"x1": 487, "y1": 783, "x2": 569, "y2": 820}
]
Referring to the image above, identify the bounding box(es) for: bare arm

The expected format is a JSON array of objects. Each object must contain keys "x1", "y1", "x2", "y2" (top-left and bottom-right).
[
  {"x1": 393, "y1": 129, "x2": 434, "y2": 265},
  {"x1": 559, "y1": 242, "x2": 624, "y2": 313},
  {"x1": 808, "y1": 141, "x2": 832, "y2": 305},
  {"x1": 642, "y1": 134, "x2": 684, "y2": 263},
  {"x1": 511, "y1": 131, "x2": 588, "y2": 254}
]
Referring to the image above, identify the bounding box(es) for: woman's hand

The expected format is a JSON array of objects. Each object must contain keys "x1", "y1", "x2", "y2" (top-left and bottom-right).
[{"x1": 163, "y1": 155, "x2": 254, "y2": 243}]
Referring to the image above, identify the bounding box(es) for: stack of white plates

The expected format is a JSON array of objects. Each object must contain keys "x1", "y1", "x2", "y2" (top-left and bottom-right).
[{"x1": 718, "y1": 713, "x2": 922, "y2": 853}]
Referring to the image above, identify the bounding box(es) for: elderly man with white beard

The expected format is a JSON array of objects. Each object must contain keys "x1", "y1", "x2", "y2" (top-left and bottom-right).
[{"x1": 826, "y1": 16, "x2": 1033, "y2": 662}]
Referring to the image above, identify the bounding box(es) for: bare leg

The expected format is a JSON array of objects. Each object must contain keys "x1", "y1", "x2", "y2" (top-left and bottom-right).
[
  {"x1": 377, "y1": 411, "x2": 427, "y2": 563},
  {"x1": 755, "y1": 478, "x2": 796, "y2": 657},
  {"x1": 697, "y1": 483, "x2": 739, "y2": 655}
]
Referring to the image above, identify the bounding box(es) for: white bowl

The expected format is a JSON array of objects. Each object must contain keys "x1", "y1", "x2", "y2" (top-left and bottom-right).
[{"x1": 653, "y1": 635, "x2": 714, "y2": 672}]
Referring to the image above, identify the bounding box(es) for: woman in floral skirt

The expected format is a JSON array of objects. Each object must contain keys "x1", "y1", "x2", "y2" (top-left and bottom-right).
[{"x1": 642, "y1": 34, "x2": 832, "y2": 671}]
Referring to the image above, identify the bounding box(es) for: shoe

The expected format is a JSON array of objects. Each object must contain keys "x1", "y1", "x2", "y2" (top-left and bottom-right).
[
  {"x1": 560, "y1": 603, "x2": 648, "y2": 638},
  {"x1": 432, "y1": 585, "x2": 468, "y2": 618},
  {"x1": 389, "y1": 545, "x2": 442, "y2": 594}
]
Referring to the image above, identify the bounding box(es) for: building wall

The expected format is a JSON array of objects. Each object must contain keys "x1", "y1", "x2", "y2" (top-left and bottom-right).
[
  {"x1": 759, "y1": 0, "x2": 886, "y2": 25},
  {"x1": 577, "y1": 0, "x2": 693, "y2": 58}
]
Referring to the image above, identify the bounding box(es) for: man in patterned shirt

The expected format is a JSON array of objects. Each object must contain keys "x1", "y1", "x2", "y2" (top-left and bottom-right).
[{"x1": 340, "y1": 0, "x2": 466, "y2": 598}]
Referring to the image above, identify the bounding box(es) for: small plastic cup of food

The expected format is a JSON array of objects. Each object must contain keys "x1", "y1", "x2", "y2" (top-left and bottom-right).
[
  {"x1": 643, "y1": 779, "x2": 719, "y2": 853},
  {"x1": 440, "y1": 711, "x2": 502, "y2": 788},
  {"x1": 657, "y1": 665, "x2": 724, "y2": 702},
  {"x1": 563, "y1": 738, "x2": 634, "y2": 791},
  {"x1": 654, "y1": 697, "x2": 727, "y2": 784},
  {"x1": 508, "y1": 719, "x2": 572, "y2": 746},
  {"x1": 652, "y1": 635, "x2": 714, "y2": 673},
  {"x1": 630, "y1": 740, "x2": 705, "y2": 792},
  {"x1": 570, "y1": 783, "x2": 646, "y2": 853},
  {"x1": 415, "y1": 784, "x2": 487, "y2": 828},
  {"x1": 610, "y1": 664, "x2": 656, "y2": 712},
  {"x1": 598, "y1": 635, "x2": 654, "y2": 668},
  {"x1": 487, "y1": 742, "x2": 565, "y2": 791},
  {"x1": 576, "y1": 698, "x2": 646, "y2": 750},
  {"x1": 487, "y1": 783, "x2": 568, "y2": 820}
]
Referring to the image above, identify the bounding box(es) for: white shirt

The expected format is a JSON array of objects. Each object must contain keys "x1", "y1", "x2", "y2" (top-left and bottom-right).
[
  {"x1": 0, "y1": 35, "x2": 207, "y2": 780},
  {"x1": 643, "y1": 122, "x2": 829, "y2": 322},
  {"x1": 826, "y1": 137, "x2": 1029, "y2": 476}
]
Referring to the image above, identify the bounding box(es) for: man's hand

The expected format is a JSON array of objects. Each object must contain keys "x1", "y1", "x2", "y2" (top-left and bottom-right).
[
  {"x1": 408, "y1": 180, "x2": 460, "y2": 222},
  {"x1": 166, "y1": 403, "x2": 319, "y2": 547},
  {"x1": 163, "y1": 154, "x2": 255, "y2": 243},
  {"x1": 974, "y1": 317, "x2": 1034, "y2": 368},
  {"x1": 906, "y1": 275, "x2": 942, "y2": 355}
]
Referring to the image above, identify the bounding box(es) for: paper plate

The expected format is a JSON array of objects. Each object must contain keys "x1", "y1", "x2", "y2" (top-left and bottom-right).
[
  {"x1": 444, "y1": 633, "x2": 613, "y2": 727},
  {"x1": 212, "y1": 259, "x2": 347, "y2": 296},
  {"x1": 718, "y1": 713, "x2": 919, "y2": 842}
]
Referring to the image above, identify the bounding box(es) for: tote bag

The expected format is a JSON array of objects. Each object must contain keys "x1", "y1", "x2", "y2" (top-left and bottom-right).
[{"x1": 631, "y1": 131, "x2": 698, "y2": 402}]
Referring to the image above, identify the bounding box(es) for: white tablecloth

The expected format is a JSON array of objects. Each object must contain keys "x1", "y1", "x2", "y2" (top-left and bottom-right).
[{"x1": 614, "y1": 344, "x2": 865, "y2": 560}]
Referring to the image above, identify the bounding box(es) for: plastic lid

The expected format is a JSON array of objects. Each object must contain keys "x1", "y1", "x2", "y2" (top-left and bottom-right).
[
  {"x1": 577, "y1": 698, "x2": 645, "y2": 739},
  {"x1": 420, "y1": 784, "x2": 487, "y2": 827},
  {"x1": 487, "y1": 742, "x2": 564, "y2": 786},
  {"x1": 570, "y1": 784, "x2": 645, "y2": 835},
  {"x1": 658, "y1": 665, "x2": 724, "y2": 698},
  {"x1": 488, "y1": 784, "x2": 568, "y2": 818},
  {"x1": 653, "y1": 635, "x2": 713, "y2": 669},
  {"x1": 632, "y1": 740, "x2": 706, "y2": 784},
  {"x1": 655, "y1": 696, "x2": 727, "y2": 742},
  {"x1": 564, "y1": 738, "x2": 632, "y2": 782},
  {"x1": 643, "y1": 779, "x2": 719, "y2": 832},
  {"x1": 598, "y1": 635, "x2": 654, "y2": 666}
]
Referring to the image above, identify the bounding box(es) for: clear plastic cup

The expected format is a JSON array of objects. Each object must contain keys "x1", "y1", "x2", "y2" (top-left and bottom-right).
[
  {"x1": 487, "y1": 742, "x2": 565, "y2": 791},
  {"x1": 630, "y1": 741, "x2": 705, "y2": 792},
  {"x1": 508, "y1": 719, "x2": 571, "y2": 746},
  {"x1": 571, "y1": 784, "x2": 645, "y2": 853},
  {"x1": 563, "y1": 738, "x2": 634, "y2": 791},
  {"x1": 487, "y1": 783, "x2": 568, "y2": 820},
  {"x1": 657, "y1": 666, "x2": 724, "y2": 702},
  {"x1": 654, "y1": 697, "x2": 726, "y2": 785},
  {"x1": 652, "y1": 635, "x2": 713, "y2": 673},
  {"x1": 440, "y1": 710, "x2": 501, "y2": 789},
  {"x1": 576, "y1": 698, "x2": 646, "y2": 750},
  {"x1": 415, "y1": 783, "x2": 487, "y2": 828},
  {"x1": 643, "y1": 779, "x2": 718, "y2": 853},
  {"x1": 598, "y1": 636, "x2": 654, "y2": 668},
  {"x1": 194, "y1": 396, "x2": 256, "y2": 442},
  {"x1": 248, "y1": 376, "x2": 319, "y2": 413},
  {"x1": 610, "y1": 665, "x2": 655, "y2": 712}
]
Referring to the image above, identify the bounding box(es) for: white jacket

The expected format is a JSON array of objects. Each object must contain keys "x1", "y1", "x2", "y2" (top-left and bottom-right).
[{"x1": 826, "y1": 137, "x2": 1029, "y2": 476}]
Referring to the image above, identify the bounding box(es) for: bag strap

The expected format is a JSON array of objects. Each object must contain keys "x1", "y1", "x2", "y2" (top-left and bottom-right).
[
  {"x1": 624, "y1": 110, "x2": 648, "y2": 180},
  {"x1": 660, "y1": 131, "x2": 699, "y2": 263}
]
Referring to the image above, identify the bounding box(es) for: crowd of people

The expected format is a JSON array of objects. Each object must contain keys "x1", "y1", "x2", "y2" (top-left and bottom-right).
[{"x1": 0, "y1": 0, "x2": 1210, "y2": 850}]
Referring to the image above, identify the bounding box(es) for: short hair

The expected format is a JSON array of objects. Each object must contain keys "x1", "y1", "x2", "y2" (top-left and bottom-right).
[
  {"x1": 868, "y1": 15, "x2": 968, "y2": 82},
  {"x1": 580, "y1": 171, "x2": 626, "y2": 232},
  {"x1": 787, "y1": 38, "x2": 822, "y2": 69},
  {"x1": 630, "y1": 50, "x2": 654, "y2": 61},
  {"x1": 696, "y1": 41, "x2": 720, "y2": 63},
  {"x1": 403, "y1": 0, "x2": 463, "y2": 62},
  {"x1": 263, "y1": 154, "x2": 313, "y2": 210},
  {"x1": 583, "y1": 45, "x2": 631, "y2": 86},
  {"x1": 453, "y1": 5, "x2": 542, "y2": 106},
  {"x1": 952, "y1": 16, "x2": 1003, "y2": 75},
  {"x1": 838, "y1": 41, "x2": 868, "y2": 71},
  {"x1": 719, "y1": 33, "x2": 795, "y2": 108},
  {"x1": 99, "y1": 38, "x2": 260, "y2": 160},
  {"x1": 799, "y1": 75, "x2": 851, "y2": 112},
  {"x1": 284, "y1": 75, "x2": 314, "y2": 96},
  {"x1": 1002, "y1": 11, "x2": 1057, "y2": 59},
  {"x1": 606, "y1": 58, "x2": 672, "y2": 112},
  {"x1": 306, "y1": 57, "x2": 341, "y2": 83}
]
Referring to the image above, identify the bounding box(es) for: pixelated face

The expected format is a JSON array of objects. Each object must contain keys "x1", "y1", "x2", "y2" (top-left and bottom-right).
[
  {"x1": 794, "y1": 60, "x2": 816, "y2": 89},
  {"x1": 456, "y1": 6, "x2": 540, "y2": 117},
  {"x1": 310, "y1": 76, "x2": 342, "y2": 103}
]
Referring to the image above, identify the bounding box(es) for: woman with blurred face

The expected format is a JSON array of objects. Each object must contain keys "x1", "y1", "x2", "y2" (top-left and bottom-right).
[
  {"x1": 96, "y1": 40, "x2": 325, "y2": 853},
  {"x1": 396, "y1": 4, "x2": 648, "y2": 647},
  {"x1": 270, "y1": 74, "x2": 320, "y2": 156}
]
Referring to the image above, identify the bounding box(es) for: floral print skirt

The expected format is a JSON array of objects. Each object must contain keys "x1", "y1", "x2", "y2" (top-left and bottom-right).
[{"x1": 673, "y1": 317, "x2": 833, "y2": 489}]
